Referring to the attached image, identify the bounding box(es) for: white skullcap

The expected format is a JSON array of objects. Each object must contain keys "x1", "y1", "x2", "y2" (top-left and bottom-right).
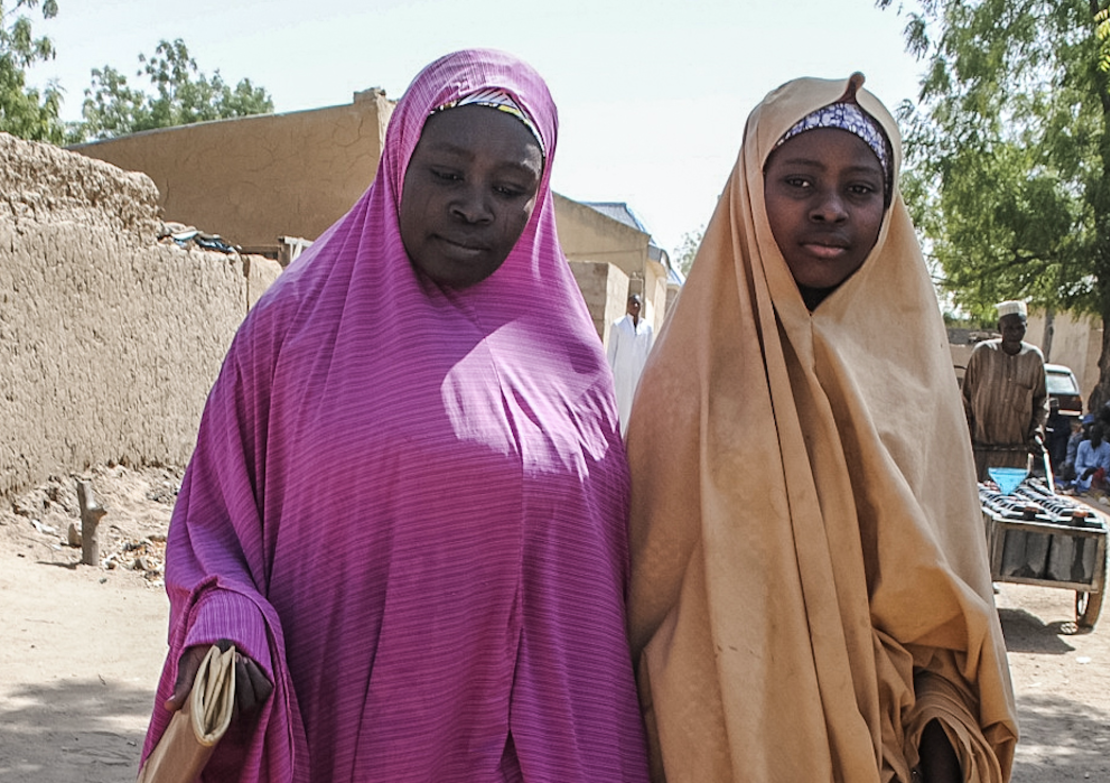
[{"x1": 996, "y1": 300, "x2": 1027, "y2": 318}]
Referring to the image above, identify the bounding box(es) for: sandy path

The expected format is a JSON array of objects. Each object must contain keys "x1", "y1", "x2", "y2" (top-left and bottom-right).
[
  {"x1": 0, "y1": 548, "x2": 167, "y2": 782},
  {"x1": 995, "y1": 584, "x2": 1110, "y2": 781},
  {"x1": 1, "y1": 465, "x2": 1108, "y2": 782}
]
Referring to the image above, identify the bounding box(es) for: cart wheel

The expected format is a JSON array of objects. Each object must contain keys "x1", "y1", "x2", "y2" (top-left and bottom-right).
[
  {"x1": 1077, "y1": 545, "x2": 1108, "y2": 629},
  {"x1": 1076, "y1": 589, "x2": 1102, "y2": 629}
]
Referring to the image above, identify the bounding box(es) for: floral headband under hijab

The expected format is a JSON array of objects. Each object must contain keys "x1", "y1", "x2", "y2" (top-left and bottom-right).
[
  {"x1": 431, "y1": 87, "x2": 546, "y2": 156},
  {"x1": 772, "y1": 75, "x2": 893, "y2": 205}
]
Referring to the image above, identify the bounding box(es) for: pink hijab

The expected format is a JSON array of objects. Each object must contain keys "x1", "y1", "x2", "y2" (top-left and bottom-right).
[{"x1": 143, "y1": 49, "x2": 648, "y2": 782}]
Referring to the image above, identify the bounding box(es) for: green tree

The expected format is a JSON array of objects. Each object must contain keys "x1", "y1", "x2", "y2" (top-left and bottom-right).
[
  {"x1": 672, "y1": 226, "x2": 704, "y2": 277},
  {"x1": 879, "y1": 0, "x2": 1110, "y2": 405},
  {"x1": 76, "y1": 38, "x2": 273, "y2": 141},
  {"x1": 0, "y1": 0, "x2": 64, "y2": 143}
]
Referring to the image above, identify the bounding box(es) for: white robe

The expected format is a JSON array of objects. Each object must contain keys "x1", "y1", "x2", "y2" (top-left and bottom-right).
[{"x1": 607, "y1": 314, "x2": 653, "y2": 434}]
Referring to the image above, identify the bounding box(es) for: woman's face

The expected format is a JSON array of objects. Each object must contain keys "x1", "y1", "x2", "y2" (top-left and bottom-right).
[
  {"x1": 763, "y1": 127, "x2": 885, "y2": 294},
  {"x1": 400, "y1": 104, "x2": 544, "y2": 288}
]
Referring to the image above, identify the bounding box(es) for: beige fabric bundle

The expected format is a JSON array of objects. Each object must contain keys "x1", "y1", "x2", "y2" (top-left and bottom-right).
[
  {"x1": 626, "y1": 75, "x2": 1018, "y2": 783},
  {"x1": 137, "y1": 644, "x2": 236, "y2": 783}
]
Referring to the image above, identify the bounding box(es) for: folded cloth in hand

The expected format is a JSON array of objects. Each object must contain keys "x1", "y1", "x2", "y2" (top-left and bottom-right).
[{"x1": 137, "y1": 644, "x2": 236, "y2": 783}]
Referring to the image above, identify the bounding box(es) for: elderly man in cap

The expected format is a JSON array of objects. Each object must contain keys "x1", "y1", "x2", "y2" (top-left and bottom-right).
[{"x1": 962, "y1": 300, "x2": 1050, "y2": 481}]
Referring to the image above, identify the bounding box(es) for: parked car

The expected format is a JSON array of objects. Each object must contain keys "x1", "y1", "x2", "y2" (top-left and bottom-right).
[
  {"x1": 1046, "y1": 363, "x2": 1083, "y2": 417},
  {"x1": 1044, "y1": 363, "x2": 1083, "y2": 470}
]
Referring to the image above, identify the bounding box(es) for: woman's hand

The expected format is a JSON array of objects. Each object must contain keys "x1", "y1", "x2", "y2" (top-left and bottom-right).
[{"x1": 163, "y1": 639, "x2": 274, "y2": 719}]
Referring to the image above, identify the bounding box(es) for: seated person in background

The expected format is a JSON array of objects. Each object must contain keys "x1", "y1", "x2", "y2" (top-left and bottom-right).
[
  {"x1": 1059, "y1": 414, "x2": 1090, "y2": 484},
  {"x1": 1073, "y1": 422, "x2": 1110, "y2": 494}
]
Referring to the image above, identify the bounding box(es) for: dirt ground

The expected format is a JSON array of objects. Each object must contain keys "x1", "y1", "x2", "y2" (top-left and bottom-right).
[{"x1": 1, "y1": 465, "x2": 1108, "y2": 782}]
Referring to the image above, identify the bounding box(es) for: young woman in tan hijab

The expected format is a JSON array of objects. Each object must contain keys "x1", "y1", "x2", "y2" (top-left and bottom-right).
[{"x1": 626, "y1": 74, "x2": 1018, "y2": 783}]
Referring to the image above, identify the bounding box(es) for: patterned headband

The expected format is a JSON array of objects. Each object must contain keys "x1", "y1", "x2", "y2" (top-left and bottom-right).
[
  {"x1": 775, "y1": 101, "x2": 891, "y2": 186},
  {"x1": 432, "y1": 87, "x2": 545, "y2": 155}
]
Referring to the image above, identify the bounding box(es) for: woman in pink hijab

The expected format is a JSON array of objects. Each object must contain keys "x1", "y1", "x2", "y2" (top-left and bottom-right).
[{"x1": 141, "y1": 49, "x2": 649, "y2": 782}]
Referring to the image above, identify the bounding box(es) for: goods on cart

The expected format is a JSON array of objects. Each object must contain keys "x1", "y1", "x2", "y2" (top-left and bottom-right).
[{"x1": 979, "y1": 478, "x2": 1107, "y2": 629}]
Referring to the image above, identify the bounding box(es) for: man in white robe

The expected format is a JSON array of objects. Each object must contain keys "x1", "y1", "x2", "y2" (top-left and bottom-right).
[{"x1": 607, "y1": 294, "x2": 654, "y2": 435}]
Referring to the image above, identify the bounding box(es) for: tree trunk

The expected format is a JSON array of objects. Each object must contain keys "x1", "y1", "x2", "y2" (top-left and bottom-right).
[
  {"x1": 1090, "y1": 314, "x2": 1110, "y2": 413},
  {"x1": 1042, "y1": 307, "x2": 1055, "y2": 362},
  {"x1": 76, "y1": 480, "x2": 107, "y2": 567},
  {"x1": 1089, "y1": 1, "x2": 1110, "y2": 417}
]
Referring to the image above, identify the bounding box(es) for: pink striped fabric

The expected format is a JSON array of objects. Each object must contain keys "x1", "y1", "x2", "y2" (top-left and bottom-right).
[{"x1": 142, "y1": 49, "x2": 648, "y2": 782}]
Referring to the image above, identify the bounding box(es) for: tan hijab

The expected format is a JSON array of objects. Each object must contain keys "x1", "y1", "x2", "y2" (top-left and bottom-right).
[{"x1": 626, "y1": 75, "x2": 1018, "y2": 783}]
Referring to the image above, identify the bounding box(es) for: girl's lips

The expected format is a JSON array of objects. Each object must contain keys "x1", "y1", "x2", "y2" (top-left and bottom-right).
[{"x1": 803, "y1": 243, "x2": 848, "y2": 259}]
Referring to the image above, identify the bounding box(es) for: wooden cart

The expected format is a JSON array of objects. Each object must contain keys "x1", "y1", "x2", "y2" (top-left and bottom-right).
[{"x1": 983, "y1": 482, "x2": 1108, "y2": 629}]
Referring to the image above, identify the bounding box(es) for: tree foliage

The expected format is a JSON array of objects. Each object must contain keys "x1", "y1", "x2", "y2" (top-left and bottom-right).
[
  {"x1": 0, "y1": 0, "x2": 64, "y2": 143},
  {"x1": 76, "y1": 38, "x2": 273, "y2": 141},
  {"x1": 672, "y1": 226, "x2": 704, "y2": 277},
  {"x1": 880, "y1": 0, "x2": 1110, "y2": 402}
]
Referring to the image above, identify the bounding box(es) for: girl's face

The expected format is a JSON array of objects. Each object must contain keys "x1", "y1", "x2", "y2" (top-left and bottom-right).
[
  {"x1": 400, "y1": 104, "x2": 544, "y2": 288},
  {"x1": 763, "y1": 127, "x2": 885, "y2": 296}
]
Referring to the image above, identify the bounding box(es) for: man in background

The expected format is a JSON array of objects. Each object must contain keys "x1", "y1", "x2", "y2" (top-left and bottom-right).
[
  {"x1": 1072, "y1": 422, "x2": 1110, "y2": 494},
  {"x1": 607, "y1": 293, "x2": 654, "y2": 435},
  {"x1": 962, "y1": 299, "x2": 1050, "y2": 481}
]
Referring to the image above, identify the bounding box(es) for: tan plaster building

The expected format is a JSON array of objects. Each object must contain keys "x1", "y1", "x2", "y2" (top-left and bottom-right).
[
  {"x1": 559, "y1": 199, "x2": 674, "y2": 337},
  {"x1": 72, "y1": 89, "x2": 677, "y2": 344}
]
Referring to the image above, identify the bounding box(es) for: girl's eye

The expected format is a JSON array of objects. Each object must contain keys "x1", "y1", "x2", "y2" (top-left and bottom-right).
[
  {"x1": 849, "y1": 183, "x2": 876, "y2": 196},
  {"x1": 431, "y1": 168, "x2": 462, "y2": 182},
  {"x1": 495, "y1": 185, "x2": 525, "y2": 198},
  {"x1": 784, "y1": 176, "x2": 810, "y2": 189}
]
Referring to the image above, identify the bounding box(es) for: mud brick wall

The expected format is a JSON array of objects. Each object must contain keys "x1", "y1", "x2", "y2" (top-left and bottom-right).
[
  {"x1": 1, "y1": 133, "x2": 281, "y2": 497},
  {"x1": 569, "y1": 259, "x2": 629, "y2": 346}
]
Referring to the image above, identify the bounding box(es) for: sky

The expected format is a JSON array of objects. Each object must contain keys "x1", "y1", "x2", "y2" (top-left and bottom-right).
[{"x1": 22, "y1": 0, "x2": 927, "y2": 257}]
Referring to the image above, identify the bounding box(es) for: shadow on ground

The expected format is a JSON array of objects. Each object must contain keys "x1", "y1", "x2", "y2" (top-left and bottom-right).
[
  {"x1": 1, "y1": 652, "x2": 1105, "y2": 783},
  {"x1": 998, "y1": 607, "x2": 1077, "y2": 654},
  {"x1": 1010, "y1": 693, "x2": 1110, "y2": 782},
  {"x1": 0, "y1": 678, "x2": 151, "y2": 783}
]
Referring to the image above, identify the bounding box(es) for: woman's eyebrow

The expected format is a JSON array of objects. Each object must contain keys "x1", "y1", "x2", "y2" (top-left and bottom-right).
[
  {"x1": 422, "y1": 144, "x2": 540, "y2": 174},
  {"x1": 771, "y1": 155, "x2": 825, "y2": 169},
  {"x1": 845, "y1": 163, "x2": 884, "y2": 176},
  {"x1": 497, "y1": 159, "x2": 543, "y2": 176},
  {"x1": 420, "y1": 139, "x2": 475, "y2": 159},
  {"x1": 774, "y1": 157, "x2": 884, "y2": 179}
]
